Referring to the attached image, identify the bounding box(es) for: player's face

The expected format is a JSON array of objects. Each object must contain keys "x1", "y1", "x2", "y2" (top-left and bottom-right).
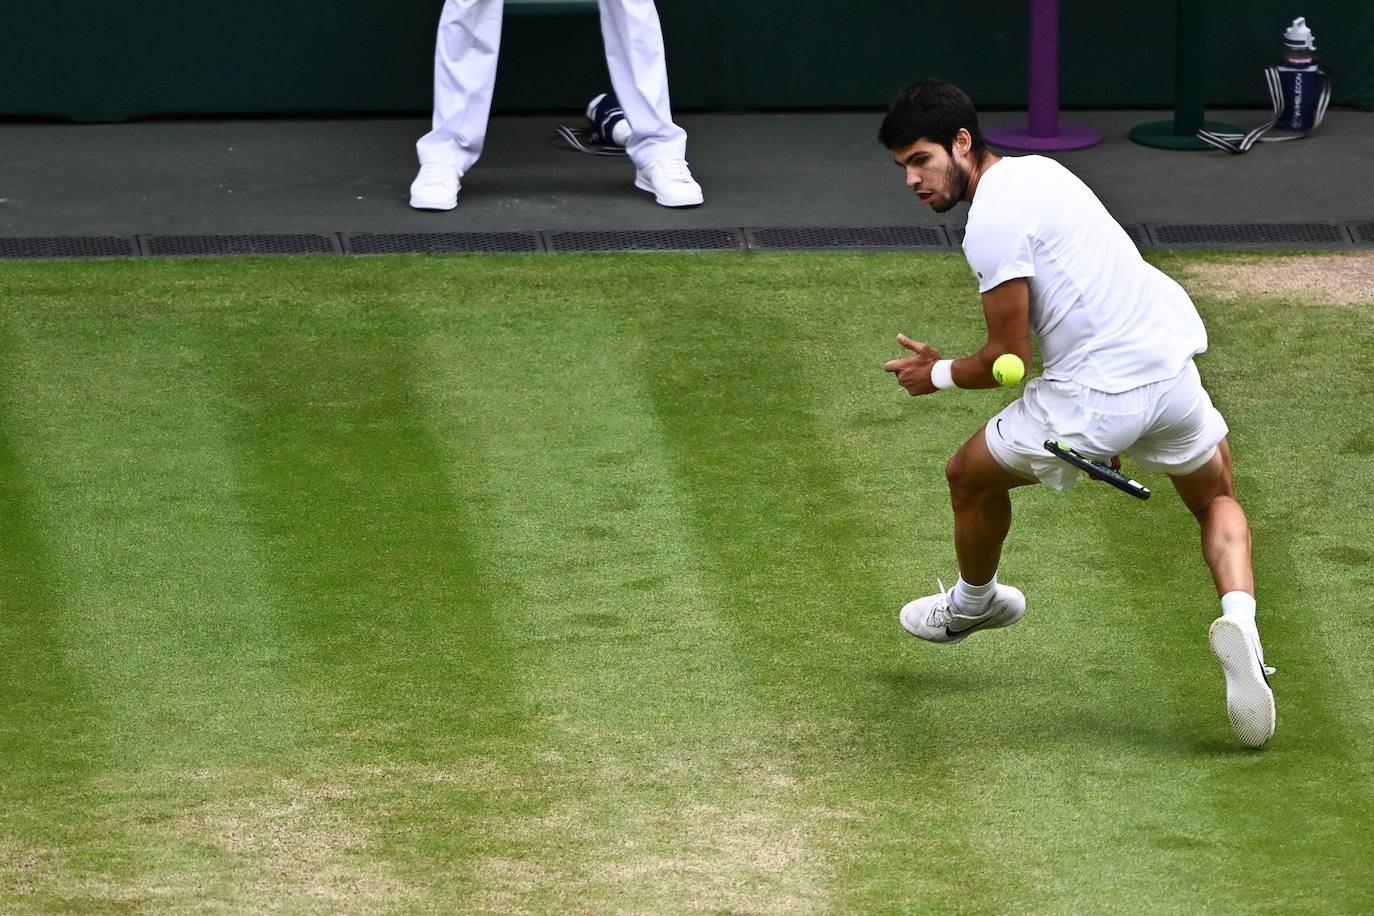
[{"x1": 891, "y1": 136, "x2": 971, "y2": 213}]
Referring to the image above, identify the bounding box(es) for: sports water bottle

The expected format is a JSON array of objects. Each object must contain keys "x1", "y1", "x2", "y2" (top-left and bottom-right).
[{"x1": 1277, "y1": 17, "x2": 1319, "y2": 131}]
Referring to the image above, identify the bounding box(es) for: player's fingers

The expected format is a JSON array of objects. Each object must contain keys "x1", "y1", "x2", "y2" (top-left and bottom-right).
[
  {"x1": 896, "y1": 333, "x2": 936, "y2": 357},
  {"x1": 1110, "y1": 455, "x2": 1122, "y2": 470},
  {"x1": 882, "y1": 358, "x2": 905, "y2": 373}
]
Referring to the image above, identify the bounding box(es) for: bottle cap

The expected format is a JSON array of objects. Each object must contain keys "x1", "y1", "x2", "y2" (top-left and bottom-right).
[{"x1": 1284, "y1": 17, "x2": 1315, "y2": 49}]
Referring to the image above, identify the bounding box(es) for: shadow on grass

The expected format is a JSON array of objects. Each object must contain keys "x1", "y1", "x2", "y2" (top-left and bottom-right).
[
  {"x1": 872, "y1": 665, "x2": 1013, "y2": 695},
  {"x1": 875, "y1": 664, "x2": 1270, "y2": 758}
]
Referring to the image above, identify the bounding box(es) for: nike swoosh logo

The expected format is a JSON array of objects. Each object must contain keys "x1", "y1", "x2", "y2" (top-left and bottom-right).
[
  {"x1": 946, "y1": 616, "x2": 994, "y2": 638},
  {"x1": 996, "y1": 418, "x2": 1006, "y2": 441}
]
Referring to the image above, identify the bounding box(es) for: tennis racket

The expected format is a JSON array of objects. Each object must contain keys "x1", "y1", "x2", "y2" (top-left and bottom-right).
[{"x1": 1044, "y1": 439, "x2": 1151, "y2": 500}]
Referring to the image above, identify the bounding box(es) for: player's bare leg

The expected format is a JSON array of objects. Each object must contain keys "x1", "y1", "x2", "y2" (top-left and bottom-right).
[
  {"x1": 1171, "y1": 438, "x2": 1275, "y2": 747},
  {"x1": 1171, "y1": 438, "x2": 1253, "y2": 596},
  {"x1": 946, "y1": 428, "x2": 1035, "y2": 584},
  {"x1": 900, "y1": 429, "x2": 1033, "y2": 645}
]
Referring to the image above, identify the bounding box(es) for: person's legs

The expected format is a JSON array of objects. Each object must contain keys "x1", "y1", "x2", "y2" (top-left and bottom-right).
[
  {"x1": 1168, "y1": 437, "x2": 1253, "y2": 597},
  {"x1": 899, "y1": 428, "x2": 1033, "y2": 645},
  {"x1": 1169, "y1": 437, "x2": 1274, "y2": 747},
  {"x1": 946, "y1": 427, "x2": 1035, "y2": 586},
  {"x1": 596, "y1": 0, "x2": 686, "y2": 167},
  {"x1": 596, "y1": 0, "x2": 701, "y2": 206},
  {"x1": 415, "y1": 0, "x2": 503, "y2": 172}
]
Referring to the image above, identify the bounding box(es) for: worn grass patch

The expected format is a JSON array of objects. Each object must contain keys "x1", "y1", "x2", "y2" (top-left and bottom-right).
[{"x1": 1171, "y1": 250, "x2": 1374, "y2": 306}]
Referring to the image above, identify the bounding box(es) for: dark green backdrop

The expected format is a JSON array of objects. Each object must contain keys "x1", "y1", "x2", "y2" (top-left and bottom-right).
[{"x1": 2, "y1": 1, "x2": 1371, "y2": 123}]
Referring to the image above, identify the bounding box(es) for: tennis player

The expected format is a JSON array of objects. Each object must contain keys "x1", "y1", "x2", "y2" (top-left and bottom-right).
[{"x1": 879, "y1": 80, "x2": 1275, "y2": 748}]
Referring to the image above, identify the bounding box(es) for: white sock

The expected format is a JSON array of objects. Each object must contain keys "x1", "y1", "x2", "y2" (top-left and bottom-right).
[
  {"x1": 954, "y1": 574, "x2": 998, "y2": 614},
  {"x1": 1220, "y1": 590, "x2": 1257, "y2": 626}
]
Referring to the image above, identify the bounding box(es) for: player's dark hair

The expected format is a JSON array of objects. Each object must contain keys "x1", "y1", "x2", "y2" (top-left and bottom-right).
[{"x1": 878, "y1": 79, "x2": 988, "y2": 159}]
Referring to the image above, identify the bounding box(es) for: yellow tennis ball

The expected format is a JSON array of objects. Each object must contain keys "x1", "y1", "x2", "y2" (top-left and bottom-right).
[{"x1": 992, "y1": 354, "x2": 1025, "y2": 386}]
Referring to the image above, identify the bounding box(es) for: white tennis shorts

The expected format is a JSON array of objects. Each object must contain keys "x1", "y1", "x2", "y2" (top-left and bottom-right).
[{"x1": 985, "y1": 360, "x2": 1228, "y2": 491}]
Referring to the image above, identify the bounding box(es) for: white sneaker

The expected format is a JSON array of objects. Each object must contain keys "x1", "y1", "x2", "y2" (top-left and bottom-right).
[
  {"x1": 1209, "y1": 616, "x2": 1276, "y2": 747},
  {"x1": 634, "y1": 159, "x2": 704, "y2": 208},
  {"x1": 899, "y1": 580, "x2": 1026, "y2": 645},
  {"x1": 409, "y1": 163, "x2": 461, "y2": 211}
]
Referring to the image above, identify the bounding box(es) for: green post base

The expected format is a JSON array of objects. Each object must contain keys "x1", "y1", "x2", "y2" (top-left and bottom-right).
[{"x1": 1129, "y1": 119, "x2": 1244, "y2": 150}]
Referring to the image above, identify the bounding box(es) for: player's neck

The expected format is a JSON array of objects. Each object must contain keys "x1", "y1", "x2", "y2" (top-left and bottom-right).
[{"x1": 964, "y1": 152, "x2": 1003, "y2": 202}]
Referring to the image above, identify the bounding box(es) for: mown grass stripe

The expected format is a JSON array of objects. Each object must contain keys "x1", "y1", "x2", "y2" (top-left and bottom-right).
[
  {"x1": 597, "y1": 253, "x2": 1052, "y2": 910},
  {"x1": 0, "y1": 337, "x2": 126, "y2": 911},
  {"x1": 0, "y1": 267, "x2": 335, "y2": 908},
  {"x1": 410, "y1": 258, "x2": 833, "y2": 911},
  {"x1": 2, "y1": 315, "x2": 317, "y2": 768},
  {"x1": 1151, "y1": 286, "x2": 1374, "y2": 909},
  {"x1": 220, "y1": 272, "x2": 527, "y2": 739},
  {"x1": 0, "y1": 346, "x2": 101, "y2": 775},
  {"x1": 215, "y1": 261, "x2": 538, "y2": 905}
]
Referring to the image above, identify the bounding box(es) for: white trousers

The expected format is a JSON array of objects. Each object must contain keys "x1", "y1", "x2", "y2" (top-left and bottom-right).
[{"x1": 415, "y1": 0, "x2": 688, "y2": 172}]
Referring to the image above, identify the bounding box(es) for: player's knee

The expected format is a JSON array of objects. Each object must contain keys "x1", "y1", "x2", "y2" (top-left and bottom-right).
[
  {"x1": 945, "y1": 452, "x2": 975, "y2": 505},
  {"x1": 1210, "y1": 492, "x2": 1249, "y2": 524},
  {"x1": 944, "y1": 451, "x2": 962, "y2": 486}
]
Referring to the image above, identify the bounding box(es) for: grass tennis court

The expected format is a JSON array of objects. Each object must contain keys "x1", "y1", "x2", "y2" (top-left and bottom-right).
[{"x1": 2, "y1": 251, "x2": 1372, "y2": 912}]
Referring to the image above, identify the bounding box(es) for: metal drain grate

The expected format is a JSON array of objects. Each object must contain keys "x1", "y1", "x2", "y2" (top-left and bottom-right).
[
  {"x1": 345, "y1": 231, "x2": 541, "y2": 255},
  {"x1": 1148, "y1": 223, "x2": 1349, "y2": 247},
  {"x1": 545, "y1": 228, "x2": 742, "y2": 252},
  {"x1": 748, "y1": 226, "x2": 949, "y2": 250},
  {"x1": 0, "y1": 236, "x2": 136, "y2": 259},
  {"x1": 142, "y1": 234, "x2": 340, "y2": 256},
  {"x1": 7, "y1": 222, "x2": 1361, "y2": 261}
]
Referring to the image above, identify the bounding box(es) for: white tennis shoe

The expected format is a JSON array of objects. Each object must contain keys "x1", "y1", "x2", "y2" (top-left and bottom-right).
[
  {"x1": 634, "y1": 159, "x2": 704, "y2": 208},
  {"x1": 409, "y1": 163, "x2": 461, "y2": 211},
  {"x1": 1209, "y1": 616, "x2": 1276, "y2": 748},
  {"x1": 899, "y1": 580, "x2": 1027, "y2": 645}
]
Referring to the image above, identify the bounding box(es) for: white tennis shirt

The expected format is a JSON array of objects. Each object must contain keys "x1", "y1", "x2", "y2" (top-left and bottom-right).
[{"x1": 962, "y1": 155, "x2": 1207, "y2": 393}]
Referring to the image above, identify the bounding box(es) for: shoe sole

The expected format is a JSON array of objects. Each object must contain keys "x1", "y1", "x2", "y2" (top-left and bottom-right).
[
  {"x1": 899, "y1": 590, "x2": 1025, "y2": 645},
  {"x1": 409, "y1": 198, "x2": 457, "y2": 211},
  {"x1": 1209, "y1": 618, "x2": 1275, "y2": 748},
  {"x1": 634, "y1": 176, "x2": 703, "y2": 208}
]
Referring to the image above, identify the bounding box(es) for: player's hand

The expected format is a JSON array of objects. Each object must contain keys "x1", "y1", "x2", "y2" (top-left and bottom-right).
[
  {"x1": 1109, "y1": 455, "x2": 1122, "y2": 471},
  {"x1": 883, "y1": 333, "x2": 942, "y2": 396}
]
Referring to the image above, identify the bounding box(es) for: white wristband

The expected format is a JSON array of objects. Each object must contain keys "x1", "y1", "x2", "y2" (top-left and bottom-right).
[{"x1": 930, "y1": 359, "x2": 958, "y2": 390}]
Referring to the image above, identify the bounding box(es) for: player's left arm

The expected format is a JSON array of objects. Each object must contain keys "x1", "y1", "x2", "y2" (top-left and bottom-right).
[
  {"x1": 953, "y1": 277, "x2": 1032, "y2": 389},
  {"x1": 883, "y1": 278, "x2": 1032, "y2": 395}
]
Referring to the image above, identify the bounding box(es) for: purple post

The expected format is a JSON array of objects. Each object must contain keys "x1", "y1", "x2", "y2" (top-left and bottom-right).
[
  {"x1": 985, "y1": 0, "x2": 1101, "y2": 151},
  {"x1": 1028, "y1": 0, "x2": 1059, "y2": 136}
]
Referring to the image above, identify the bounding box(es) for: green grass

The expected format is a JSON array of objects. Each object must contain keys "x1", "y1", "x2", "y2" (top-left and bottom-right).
[{"x1": 0, "y1": 251, "x2": 1371, "y2": 913}]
